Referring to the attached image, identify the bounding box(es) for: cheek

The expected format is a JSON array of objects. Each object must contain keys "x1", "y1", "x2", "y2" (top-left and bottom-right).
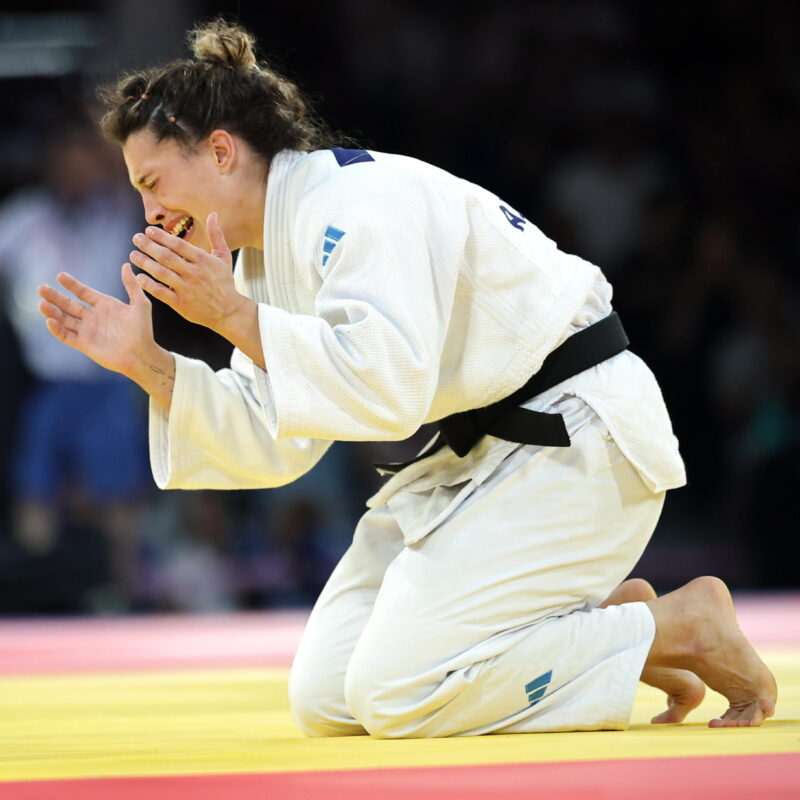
[
  {"x1": 186, "y1": 165, "x2": 219, "y2": 204},
  {"x1": 186, "y1": 189, "x2": 212, "y2": 218},
  {"x1": 187, "y1": 215, "x2": 212, "y2": 252}
]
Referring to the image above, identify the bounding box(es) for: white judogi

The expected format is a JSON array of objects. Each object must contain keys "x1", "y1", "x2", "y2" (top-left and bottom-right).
[{"x1": 149, "y1": 148, "x2": 686, "y2": 737}]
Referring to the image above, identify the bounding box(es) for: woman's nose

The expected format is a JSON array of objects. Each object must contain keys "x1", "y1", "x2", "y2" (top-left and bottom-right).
[{"x1": 143, "y1": 199, "x2": 167, "y2": 227}]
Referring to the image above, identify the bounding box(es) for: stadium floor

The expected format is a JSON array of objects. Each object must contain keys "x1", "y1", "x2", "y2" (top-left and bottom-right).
[{"x1": 0, "y1": 594, "x2": 798, "y2": 798}]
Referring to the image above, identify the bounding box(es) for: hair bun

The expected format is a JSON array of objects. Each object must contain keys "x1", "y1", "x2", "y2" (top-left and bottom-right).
[{"x1": 188, "y1": 18, "x2": 257, "y2": 70}]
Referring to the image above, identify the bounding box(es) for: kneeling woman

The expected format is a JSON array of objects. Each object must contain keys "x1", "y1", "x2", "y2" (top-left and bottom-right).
[{"x1": 39, "y1": 18, "x2": 776, "y2": 735}]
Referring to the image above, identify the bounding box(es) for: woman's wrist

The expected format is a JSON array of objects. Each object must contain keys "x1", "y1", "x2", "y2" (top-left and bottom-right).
[
  {"x1": 126, "y1": 344, "x2": 176, "y2": 412},
  {"x1": 213, "y1": 295, "x2": 266, "y2": 370}
]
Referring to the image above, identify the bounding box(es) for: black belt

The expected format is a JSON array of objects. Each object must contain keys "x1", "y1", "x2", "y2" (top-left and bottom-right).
[{"x1": 375, "y1": 312, "x2": 629, "y2": 474}]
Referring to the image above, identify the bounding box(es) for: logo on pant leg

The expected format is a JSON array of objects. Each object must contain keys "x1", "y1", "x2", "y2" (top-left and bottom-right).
[{"x1": 525, "y1": 670, "x2": 553, "y2": 707}]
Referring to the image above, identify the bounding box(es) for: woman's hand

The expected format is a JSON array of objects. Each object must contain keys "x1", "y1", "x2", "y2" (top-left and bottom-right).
[
  {"x1": 38, "y1": 265, "x2": 176, "y2": 411},
  {"x1": 130, "y1": 212, "x2": 265, "y2": 369},
  {"x1": 130, "y1": 211, "x2": 247, "y2": 333}
]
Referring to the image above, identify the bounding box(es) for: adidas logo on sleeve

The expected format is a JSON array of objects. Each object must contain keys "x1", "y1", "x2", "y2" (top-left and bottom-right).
[{"x1": 322, "y1": 225, "x2": 346, "y2": 267}]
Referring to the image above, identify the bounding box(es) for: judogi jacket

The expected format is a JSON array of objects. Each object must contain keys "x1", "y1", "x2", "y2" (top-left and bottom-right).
[{"x1": 149, "y1": 148, "x2": 686, "y2": 510}]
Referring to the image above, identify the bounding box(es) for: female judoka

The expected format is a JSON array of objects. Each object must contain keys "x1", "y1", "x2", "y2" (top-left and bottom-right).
[{"x1": 38, "y1": 18, "x2": 776, "y2": 736}]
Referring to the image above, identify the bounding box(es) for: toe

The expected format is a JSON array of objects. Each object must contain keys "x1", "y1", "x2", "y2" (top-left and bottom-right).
[
  {"x1": 708, "y1": 702, "x2": 765, "y2": 728},
  {"x1": 646, "y1": 671, "x2": 706, "y2": 725},
  {"x1": 651, "y1": 709, "x2": 680, "y2": 724},
  {"x1": 651, "y1": 702, "x2": 691, "y2": 724}
]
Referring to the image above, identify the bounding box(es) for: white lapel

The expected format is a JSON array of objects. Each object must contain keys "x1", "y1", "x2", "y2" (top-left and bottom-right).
[{"x1": 261, "y1": 149, "x2": 309, "y2": 313}]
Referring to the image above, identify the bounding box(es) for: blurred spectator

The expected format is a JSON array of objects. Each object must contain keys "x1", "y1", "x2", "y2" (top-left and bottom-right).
[
  {"x1": 233, "y1": 498, "x2": 338, "y2": 608},
  {"x1": 0, "y1": 117, "x2": 148, "y2": 610},
  {"x1": 545, "y1": 115, "x2": 665, "y2": 276},
  {"x1": 144, "y1": 491, "x2": 237, "y2": 612},
  {"x1": 712, "y1": 257, "x2": 800, "y2": 586}
]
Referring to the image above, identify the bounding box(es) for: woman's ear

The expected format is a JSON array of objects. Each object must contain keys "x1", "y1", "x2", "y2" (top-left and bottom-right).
[{"x1": 208, "y1": 129, "x2": 236, "y2": 173}]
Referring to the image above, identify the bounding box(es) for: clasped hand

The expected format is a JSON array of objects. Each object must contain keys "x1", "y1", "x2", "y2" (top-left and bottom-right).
[
  {"x1": 129, "y1": 211, "x2": 245, "y2": 334},
  {"x1": 38, "y1": 211, "x2": 263, "y2": 383}
]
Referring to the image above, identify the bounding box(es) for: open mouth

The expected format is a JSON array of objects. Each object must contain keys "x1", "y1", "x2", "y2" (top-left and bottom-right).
[{"x1": 168, "y1": 215, "x2": 194, "y2": 240}]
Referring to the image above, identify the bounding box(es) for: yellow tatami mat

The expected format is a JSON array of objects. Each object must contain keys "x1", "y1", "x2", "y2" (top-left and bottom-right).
[{"x1": 1, "y1": 646, "x2": 798, "y2": 782}]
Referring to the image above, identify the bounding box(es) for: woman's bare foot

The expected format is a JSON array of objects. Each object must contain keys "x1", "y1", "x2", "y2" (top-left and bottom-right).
[
  {"x1": 600, "y1": 578, "x2": 706, "y2": 723},
  {"x1": 645, "y1": 576, "x2": 777, "y2": 727},
  {"x1": 642, "y1": 666, "x2": 707, "y2": 724}
]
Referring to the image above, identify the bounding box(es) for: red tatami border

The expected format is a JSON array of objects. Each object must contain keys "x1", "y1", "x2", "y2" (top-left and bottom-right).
[{"x1": 3, "y1": 753, "x2": 799, "y2": 800}]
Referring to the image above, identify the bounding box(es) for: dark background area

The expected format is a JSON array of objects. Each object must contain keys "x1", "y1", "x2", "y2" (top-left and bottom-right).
[{"x1": 0, "y1": 0, "x2": 797, "y2": 614}]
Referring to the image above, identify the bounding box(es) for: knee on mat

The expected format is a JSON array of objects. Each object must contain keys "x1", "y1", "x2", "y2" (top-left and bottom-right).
[
  {"x1": 344, "y1": 650, "x2": 428, "y2": 739},
  {"x1": 288, "y1": 667, "x2": 360, "y2": 738}
]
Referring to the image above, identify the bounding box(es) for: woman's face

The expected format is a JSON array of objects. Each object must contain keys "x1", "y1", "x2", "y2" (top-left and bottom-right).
[{"x1": 122, "y1": 128, "x2": 231, "y2": 253}]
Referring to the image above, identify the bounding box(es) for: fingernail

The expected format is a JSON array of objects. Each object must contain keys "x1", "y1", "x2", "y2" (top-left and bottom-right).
[
  {"x1": 146, "y1": 227, "x2": 159, "y2": 235},
  {"x1": 133, "y1": 233, "x2": 144, "y2": 244}
]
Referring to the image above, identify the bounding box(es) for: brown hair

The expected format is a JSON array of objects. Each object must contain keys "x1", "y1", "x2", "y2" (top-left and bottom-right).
[{"x1": 98, "y1": 17, "x2": 339, "y2": 162}]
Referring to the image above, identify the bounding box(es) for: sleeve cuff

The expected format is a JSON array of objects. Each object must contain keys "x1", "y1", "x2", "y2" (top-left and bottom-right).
[{"x1": 147, "y1": 352, "x2": 198, "y2": 489}]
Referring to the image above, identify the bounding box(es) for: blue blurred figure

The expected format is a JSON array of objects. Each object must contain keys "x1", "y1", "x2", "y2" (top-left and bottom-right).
[{"x1": 0, "y1": 118, "x2": 148, "y2": 609}]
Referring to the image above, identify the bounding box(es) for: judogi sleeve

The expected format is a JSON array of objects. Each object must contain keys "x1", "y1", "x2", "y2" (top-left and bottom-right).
[
  {"x1": 149, "y1": 348, "x2": 332, "y2": 490},
  {"x1": 148, "y1": 241, "x2": 335, "y2": 492},
  {"x1": 150, "y1": 350, "x2": 331, "y2": 489},
  {"x1": 254, "y1": 174, "x2": 464, "y2": 442}
]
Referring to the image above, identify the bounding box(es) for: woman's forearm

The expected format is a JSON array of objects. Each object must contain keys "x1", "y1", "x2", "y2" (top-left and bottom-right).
[{"x1": 125, "y1": 344, "x2": 177, "y2": 413}]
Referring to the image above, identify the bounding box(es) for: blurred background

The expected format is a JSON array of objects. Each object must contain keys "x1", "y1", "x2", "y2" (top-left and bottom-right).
[{"x1": 0, "y1": 0, "x2": 797, "y2": 615}]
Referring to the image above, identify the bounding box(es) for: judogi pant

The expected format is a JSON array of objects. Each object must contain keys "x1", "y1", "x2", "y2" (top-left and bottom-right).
[{"x1": 289, "y1": 397, "x2": 663, "y2": 738}]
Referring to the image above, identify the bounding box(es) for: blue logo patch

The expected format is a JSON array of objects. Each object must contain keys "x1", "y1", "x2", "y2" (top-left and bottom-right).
[
  {"x1": 525, "y1": 670, "x2": 553, "y2": 707},
  {"x1": 331, "y1": 147, "x2": 375, "y2": 167},
  {"x1": 322, "y1": 225, "x2": 345, "y2": 267}
]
